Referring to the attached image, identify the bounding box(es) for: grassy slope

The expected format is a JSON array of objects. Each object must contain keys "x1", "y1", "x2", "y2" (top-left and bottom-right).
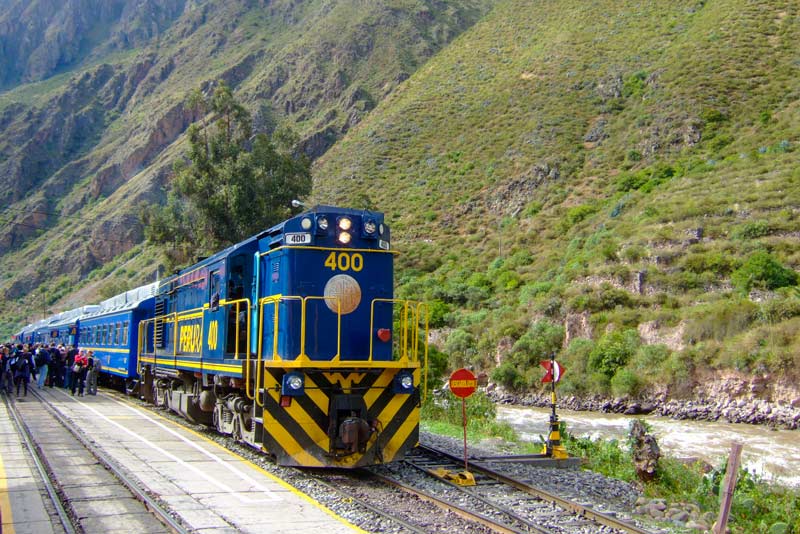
[
  {"x1": 313, "y1": 0, "x2": 800, "y2": 393},
  {"x1": 0, "y1": 0, "x2": 493, "y2": 337}
]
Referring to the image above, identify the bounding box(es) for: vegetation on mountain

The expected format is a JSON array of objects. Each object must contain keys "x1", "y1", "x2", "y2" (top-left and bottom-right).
[
  {"x1": 313, "y1": 0, "x2": 800, "y2": 399},
  {"x1": 142, "y1": 81, "x2": 311, "y2": 263},
  {"x1": 0, "y1": 1, "x2": 798, "y2": 408},
  {"x1": 0, "y1": 0, "x2": 491, "y2": 332}
]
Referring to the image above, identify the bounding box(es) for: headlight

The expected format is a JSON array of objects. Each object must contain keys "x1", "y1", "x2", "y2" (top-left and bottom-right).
[
  {"x1": 379, "y1": 223, "x2": 385, "y2": 236},
  {"x1": 338, "y1": 232, "x2": 352, "y2": 244},
  {"x1": 364, "y1": 220, "x2": 377, "y2": 234},
  {"x1": 288, "y1": 375, "x2": 303, "y2": 389},
  {"x1": 317, "y1": 216, "x2": 329, "y2": 230},
  {"x1": 301, "y1": 217, "x2": 312, "y2": 230},
  {"x1": 338, "y1": 217, "x2": 352, "y2": 231},
  {"x1": 282, "y1": 372, "x2": 305, "y2": 396},
  {"x1": 392, "y1": 371, "x2": 415, "y2": 394}
]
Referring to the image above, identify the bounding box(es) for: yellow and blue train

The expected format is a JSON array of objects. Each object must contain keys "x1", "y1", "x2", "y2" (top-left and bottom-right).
[{"x1": 15, "y1": 206, "x2": 428, "y2": 467}]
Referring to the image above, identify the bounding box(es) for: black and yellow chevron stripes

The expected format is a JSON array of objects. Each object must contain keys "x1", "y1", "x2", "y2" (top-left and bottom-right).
[{"x1": 260, "y1": 367, "x2": 420, "y2": 467}]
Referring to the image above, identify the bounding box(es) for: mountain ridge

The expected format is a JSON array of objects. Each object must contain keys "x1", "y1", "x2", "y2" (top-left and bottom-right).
[{"x1": 1, "y1": 0, "x2": 798, "y2": 399}]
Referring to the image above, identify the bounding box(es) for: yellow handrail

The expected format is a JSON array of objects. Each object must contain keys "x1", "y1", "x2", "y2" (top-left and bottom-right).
[
  {"x1": 370, "y1": 298, "x2": 415, "y2": 362},
  {"x1": 414, "y1": 302, "x2": 430, "y2": 403}
]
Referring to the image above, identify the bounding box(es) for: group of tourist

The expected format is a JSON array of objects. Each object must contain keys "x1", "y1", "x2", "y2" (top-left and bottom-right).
[{"x1": 0, "y1": 343, "x2": 102, "y2": 398}]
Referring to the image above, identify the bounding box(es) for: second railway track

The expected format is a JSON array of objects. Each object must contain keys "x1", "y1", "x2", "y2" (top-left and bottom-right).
[{"x1": 5, "y1": 389, "x2": 185, "y2": 534}]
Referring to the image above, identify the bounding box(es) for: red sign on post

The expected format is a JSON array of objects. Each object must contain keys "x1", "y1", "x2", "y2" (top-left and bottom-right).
[
  {"x1": 540, "y1": 360, "x2": 565, "y2": 383},
  {"x1": 449, "y1": 368, "x2": 477, "y2": 398}
]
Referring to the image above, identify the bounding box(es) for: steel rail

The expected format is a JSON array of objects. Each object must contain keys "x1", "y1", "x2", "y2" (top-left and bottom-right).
[
  {"x1": 30, "y1": 389, "x2": 191, "y2": 534},
  {"x1": 304, "y1": 472, "x2": 431, "y2": 534},
  {"x1": 368, "y1": 471, "x2": 527, "y2": 534},
  {"x1": 3, "y1": 394, "x2": 77, "y2": 534},
  {"x1": 401, "y1": 457, "x2": 553, "y2": 534},
  {"x1": 418, "y1": 444, "x2": 653, "y2": 534}
]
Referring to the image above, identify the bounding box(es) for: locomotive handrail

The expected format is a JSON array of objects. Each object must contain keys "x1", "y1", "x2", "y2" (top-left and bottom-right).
[
  {"x1": 414, "y1": 302, "x2": 430, "y2": 403},
  {"x1": 220, "y1": 297, "x2": 251, "y2": 360},
  {"x1": 369, "y1": 298, "x2": 413, "y2": 362}
]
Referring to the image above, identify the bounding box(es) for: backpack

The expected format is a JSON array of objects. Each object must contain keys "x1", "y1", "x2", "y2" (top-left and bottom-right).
[
  {"x1": 16, "y1": 355, "x2": 29, "y2": 374},
  {"x1": 35, "y1": 350, "x2": 45, "y2": 368}
]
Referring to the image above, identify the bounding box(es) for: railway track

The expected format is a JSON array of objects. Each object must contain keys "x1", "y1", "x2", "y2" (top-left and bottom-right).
[
  {"x1": 13, "y1": 388, "x2": 656, "y2": 534},
  {"x1": 364, "y1": 444, "x2": 655, "y2": 534},
  {"x1": 5, "y1": 390, "x2": 188, "y2": 534}
]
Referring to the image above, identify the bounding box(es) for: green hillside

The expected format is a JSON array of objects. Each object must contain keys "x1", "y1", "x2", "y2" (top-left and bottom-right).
[
  {"x1": 1, "y1": 0, "x2": 798, "y2": 398},
  {"x1": 313, "y1": 0, "x2": 800, "y2": 395},
  {"x1": 0, "y1": 0, "x2": 491, "y2": 332}
]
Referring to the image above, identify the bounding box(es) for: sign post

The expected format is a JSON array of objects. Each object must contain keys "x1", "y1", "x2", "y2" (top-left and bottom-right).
[
  {"x1": 540, "y1": 353, "x2": 568, "y2": 459},
  {"x1": 447, "y1": 368, "x2": 477, "y2": 486}
]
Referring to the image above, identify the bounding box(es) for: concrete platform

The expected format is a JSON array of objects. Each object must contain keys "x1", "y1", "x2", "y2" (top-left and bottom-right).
[
  {"x1": 0, "y1": 394, "x2": 64, "y2": 534},
  {"x1": 34, "y1": 388, "x2": 364, "y2": 533}
]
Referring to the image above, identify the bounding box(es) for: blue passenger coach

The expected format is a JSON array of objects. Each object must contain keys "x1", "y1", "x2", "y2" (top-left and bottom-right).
[{"x1": 79, "y1": 283, "x2": 157, "y2": 387}]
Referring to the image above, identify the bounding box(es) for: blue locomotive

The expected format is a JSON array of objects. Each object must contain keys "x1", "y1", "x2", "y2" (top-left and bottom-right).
[
  {"x1": 14, "y1": 206, "x2": 428, "y2": 468},
  {"x1": 138, "y1": 205, "x2": 428, "y2": 467}
]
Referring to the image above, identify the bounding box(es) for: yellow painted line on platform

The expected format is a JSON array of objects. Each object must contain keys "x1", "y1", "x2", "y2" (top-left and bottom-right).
[
  {"x1": 0, "y1": 447, "x2": 15, "y2": 534},
  {"x1": 103, "y1": 391, "x2": 367, "y2": 533}
]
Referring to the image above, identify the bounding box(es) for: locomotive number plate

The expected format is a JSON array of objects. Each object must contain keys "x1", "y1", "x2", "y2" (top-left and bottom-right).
[{"x1": 286, "y1": 232, "x2": 311, "y2": 244}]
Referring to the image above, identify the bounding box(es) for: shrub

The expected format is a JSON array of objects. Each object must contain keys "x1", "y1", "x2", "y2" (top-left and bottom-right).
[
  {"x1": 731, "y1": 251, "x2": 799, "y2": 293},
  {"x1": 444, "y1": 328, "x2": 475, "y2": 368},
  {"x1": 426, "y1": 300, "x2": 451, "y2": 328},
  {"x1": 610, "y1": 368, "x2": 641, "y2": 396},
  {"x1": 732, "y1": 220, "x2": 771, "y2": 240},
  {"x1": 588, "y1": 329, "x2": 640, "y2": 378},
  {"x1": 563, "y1": 204, "x2": 598, "y2": 228},
  {"x1": 491, "y1": 361, "x2": 527, "y2": 391},
  {"x1": 519, "y1": 281, "x2": 554, "y2": 303},
  {"x1": 511, "y1": 320, "x2": 565, "y2": 364},
  {"x1": 682, "y1": 251, "x2": 738, "y2": 275}
]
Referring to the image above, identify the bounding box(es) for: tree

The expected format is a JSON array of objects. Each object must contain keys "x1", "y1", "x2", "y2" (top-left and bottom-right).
[{"x1": 143, "y1": 81, "x2": 311, "y2": 261}]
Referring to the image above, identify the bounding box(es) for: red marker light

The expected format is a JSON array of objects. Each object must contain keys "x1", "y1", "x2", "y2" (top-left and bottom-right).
[{"x1": 377, "y1": 328, "x2": 391, "y2": 342}]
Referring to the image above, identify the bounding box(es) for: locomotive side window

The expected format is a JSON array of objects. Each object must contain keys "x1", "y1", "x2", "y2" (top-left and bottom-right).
[{"x1": 209, "y1": 270, "x2": 221, "y2": 311}]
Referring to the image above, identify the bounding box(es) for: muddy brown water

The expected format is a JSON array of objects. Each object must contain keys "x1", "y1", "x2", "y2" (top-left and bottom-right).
[{"x1": 497, "y1": 405, "x2": 800, "y2": 487}]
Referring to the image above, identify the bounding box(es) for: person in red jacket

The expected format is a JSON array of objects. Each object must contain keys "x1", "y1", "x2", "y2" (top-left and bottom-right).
[{"x1": 70, "y1": 350, "x2": 88, "y2": 396}]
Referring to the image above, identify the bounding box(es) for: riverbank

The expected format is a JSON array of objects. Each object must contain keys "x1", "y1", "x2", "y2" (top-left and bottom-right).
[{"x1": 485, "y1": 371, "x2": 800, "y2": 430}]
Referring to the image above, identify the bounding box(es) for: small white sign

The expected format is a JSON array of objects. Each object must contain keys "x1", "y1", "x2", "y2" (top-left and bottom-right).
[
  {"x1": 379, "y1": 240, "x2": 390, "y2": 250},
  {"x1": 286, "y1": 233, "x2": 311, "y2": 245}
]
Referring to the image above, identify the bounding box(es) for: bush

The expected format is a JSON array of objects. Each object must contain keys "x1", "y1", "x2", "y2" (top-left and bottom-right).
[
  {"x1": 511, "y1": 320, "x2": 565, "y2": 363},
  {"x1": 682, "y1": 251, "x2": 738, "y2": 275},
  {"x1": 426, "y1": 300, "x2": 451, "y2": 328},
  {"x1": 588, "y1": 329, "x2": 640, "y2": 378},
  {"x1": 444, "y1": 328, "x2": 475, "y2": 368},
  {"x1": 563, "y1": 204, "x2": 598, "y2": 228},
  {"x1": 731, "y1": 251, "x2": 799, "y2": 293},
  {"x1": 733, "y1": 220, "x2": 771, "y2": 240},
  {"x1": 519, "y1": 281, "x2": 554, "y2": 303},
  {"x1": 610, "y1": 368, "x2": 641, "y2": 396},
  {"x1": 491, "y1": 361, "x2": 527, "y2": 391}
]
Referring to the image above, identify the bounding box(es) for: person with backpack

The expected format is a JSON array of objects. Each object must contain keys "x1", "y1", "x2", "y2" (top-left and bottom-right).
[
  {"x1": 14, "y1": 348, "x2": 36, "y2": 397},
  {"x1": 0, "y1": 345, "x2": 12, "y2": 395},
  {"x1": 35, "y1": 344, "x2": 53, "y2": 388},
  {"x1": 86, "y1": 350, "x2": 101, "y2": 395},
  {"x1": 3, "y1": 345, "x2": 20, "y2": 394},
  {"x1": 69, "y1": 350, "x2": 88, "y2": 396}
]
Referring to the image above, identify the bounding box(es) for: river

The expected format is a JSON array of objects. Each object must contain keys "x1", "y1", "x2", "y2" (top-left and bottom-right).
[{"x1": 497, "y1": 405, "x2": 800, "y2": 487}]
